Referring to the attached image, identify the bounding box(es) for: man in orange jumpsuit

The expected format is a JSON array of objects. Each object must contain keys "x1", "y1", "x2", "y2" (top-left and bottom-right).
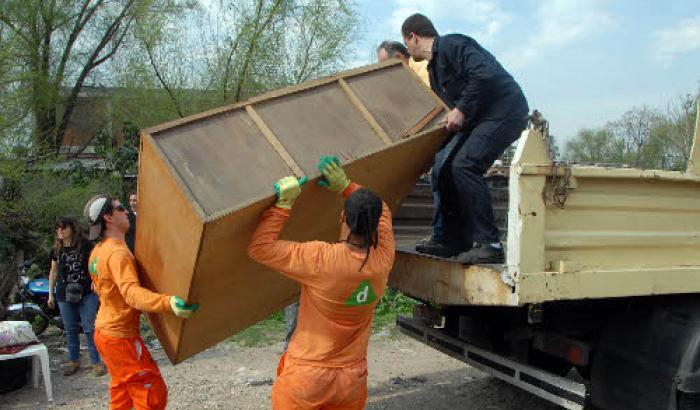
[
  {"x1": 248, "y1": 157, "x2": 395, "y2": 410},
  {"x1": 84, "y1": 195, "x2": 199, "y2": 410}
]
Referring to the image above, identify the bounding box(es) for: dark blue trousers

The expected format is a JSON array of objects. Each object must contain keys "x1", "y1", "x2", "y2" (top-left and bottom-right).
[{"x1": 431, "y1": 116, "x2": 527, "y2": 251}]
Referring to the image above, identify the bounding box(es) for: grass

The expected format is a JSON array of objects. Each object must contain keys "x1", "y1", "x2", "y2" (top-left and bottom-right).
[
  {"x1": 228, "y1": 311, "x2": 286, "y2": 347},
  {"x1": 136, "y1": 290, "x2": 419, "y2": 348},
  {"x1": 225, "y1": 289, "x2": 419, "y2": 347}
]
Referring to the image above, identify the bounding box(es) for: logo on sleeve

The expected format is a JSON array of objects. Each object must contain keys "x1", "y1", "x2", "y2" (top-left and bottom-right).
[
  {"x1": 344, "y1": 280, "x2": 377, "y2": 306},
  {"x1": 89, "y1": 256, "x2": 98, "y2": 276}
]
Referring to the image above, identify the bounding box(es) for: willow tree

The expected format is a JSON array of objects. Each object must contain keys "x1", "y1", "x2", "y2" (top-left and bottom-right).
[{"x1": 0, "y1": 0, "x2": 190, "y2": 156}]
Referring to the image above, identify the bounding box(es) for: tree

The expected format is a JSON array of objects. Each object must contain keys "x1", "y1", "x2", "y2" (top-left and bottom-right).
[
  {"x1": 0, "y1": 0, "x2": 190, "y2": 156},
  {"x1": 565, "y1": 128, "x2": 624, "y2": 164},
  {"x1": 607, "y1": 106, "x2": 663, "y2": 168},
  {"x1": 115, "y1": 0, "x2": 361, "y2": 128},
  {"x1": 653, "y1": 94, "x2": 698, "y2": 170}
]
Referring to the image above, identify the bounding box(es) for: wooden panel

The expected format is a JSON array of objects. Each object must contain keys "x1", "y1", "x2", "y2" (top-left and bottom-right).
[
  {"x1": 345, "y1": 64, "x2": 441, "y2": 141},
  {"x1": 153, "y1": 110, "x2": 293, "y2": 216},
  {"x1": 136, "y1": 134, "x2": 204, "y2": 361},
  {"x1": 169, "y1": 127, "x2": 447, "y2": 362},
  {"x1": 136, "y1": 62, "x2": 449, "y2": 363},
  {"x1": 144, "y1": 59, "x2": 405, "y2": 136},
  {"x1": 338, "y1": 79, "x2": 392, "y2": 145},
  {"x1": 245, "y1": 106, "x2": 304, "y2": 177},
  {"x1": 255, "y1": 83, "x2": 384, "y2": 175}
]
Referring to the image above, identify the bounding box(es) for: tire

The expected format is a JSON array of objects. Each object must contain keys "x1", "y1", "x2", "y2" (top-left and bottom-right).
[{"x1": 678, "y1": 392, "x2": 700, "y2": 410}]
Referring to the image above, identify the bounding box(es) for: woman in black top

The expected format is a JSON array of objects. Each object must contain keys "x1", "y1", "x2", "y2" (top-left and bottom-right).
[{"x1": 47, "y1": 216, "x2": 106, "y2": 376}]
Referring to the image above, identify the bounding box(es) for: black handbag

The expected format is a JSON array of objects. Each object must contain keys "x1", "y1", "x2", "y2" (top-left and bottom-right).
[{"x1": 65, "y1": 282, "x2": 84, "y2": 303}]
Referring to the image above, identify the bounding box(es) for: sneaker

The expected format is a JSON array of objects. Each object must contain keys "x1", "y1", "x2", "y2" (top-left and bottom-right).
[
  {"x1": 415, "y1": 238, "x2": 461, "y2": 258},
  {"x1": 459, "y1": 242, "x2": 504, "y2": 264},
  {"x1": 63, "y1": 361, "x2": 80, "y2": 376},
  {"x1": 92, "y1": 363, "x2": 107, "y2": 377}
]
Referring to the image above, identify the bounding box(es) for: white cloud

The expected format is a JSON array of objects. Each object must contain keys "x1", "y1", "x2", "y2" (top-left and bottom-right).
[
  {"x1": 652, "y1": 16, "x2": 700, "y2": 66},
  {"x1": 388, "y1": 0, "x2": 512, "y2": 45},
  {"x1": 503, "y1": 0, "x2": 616, "y2": 71}
]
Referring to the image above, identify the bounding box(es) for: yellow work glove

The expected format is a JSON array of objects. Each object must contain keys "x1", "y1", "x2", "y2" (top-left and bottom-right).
[
  {"x1": 274, "y1": 175, "x2": 308, "y2": 209},
  {"x1": 317, "y1": 156, "x2": 350, "y2": 193},
  {"x1": 170, "y1": 296, "x2": 199, "y2": 319}
]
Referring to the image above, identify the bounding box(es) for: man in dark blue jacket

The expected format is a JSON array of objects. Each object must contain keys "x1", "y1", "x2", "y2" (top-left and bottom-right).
[{"x1": 402, "y1": 13, "x2": 528, "y2": 263}]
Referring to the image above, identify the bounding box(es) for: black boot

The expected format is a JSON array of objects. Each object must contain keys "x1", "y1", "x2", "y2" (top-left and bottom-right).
[
  {"x1": 415, "y1": 235, "x2": 433, "y2": 247},
  {"x1": 415, "y1": 238, "x2": 462, "y2": 258},
  {"x1": 459, "y1": 242, "x2": 504, "y2": 264}
]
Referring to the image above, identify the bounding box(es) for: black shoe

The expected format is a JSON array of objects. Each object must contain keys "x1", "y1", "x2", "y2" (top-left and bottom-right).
[
  {"x1": 415, "y1": 239, "x2": 461, "y2": 258},
  {"x1": 415, "y1": 235, "x2": 433, "y2": 247},
  {"x1": 459, "y1": 242, "x2": 504, "y2": 264}
]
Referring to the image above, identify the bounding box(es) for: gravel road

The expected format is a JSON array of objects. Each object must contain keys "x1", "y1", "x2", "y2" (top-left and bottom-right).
[{"x1": 1, "y1": 330, "x2": 561, "y2": 410}]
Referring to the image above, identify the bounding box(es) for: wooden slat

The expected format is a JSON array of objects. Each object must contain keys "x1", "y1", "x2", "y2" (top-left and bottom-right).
[
  {"x1": 401, "y1": 60, "x2": 449, "y2": 110},
  {"x1": 144, "y1": 60, "x2": 404, "y2": 136},
  {"x1": 338, "y1": 78, "x2": 392, "y2": 146},
  {"x1": 399, "y1": 106, "x2": 445, "y2": 139},
  {"x1": 246, "y1": 105, "x2": 305, "y2": 178}
]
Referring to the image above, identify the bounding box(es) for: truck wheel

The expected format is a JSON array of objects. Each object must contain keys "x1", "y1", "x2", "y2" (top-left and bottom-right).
[
  {"x1": 591, "y1": 295, "x2": 700, "y2": 410},
  {"x1": 678, "y1": 392, "x2": 700, "y2": 410}
]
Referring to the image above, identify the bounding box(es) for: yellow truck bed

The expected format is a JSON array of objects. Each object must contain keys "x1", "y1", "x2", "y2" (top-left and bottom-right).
[{"x1": 390, "y1": 106, "x2": 700, "y2": 306}]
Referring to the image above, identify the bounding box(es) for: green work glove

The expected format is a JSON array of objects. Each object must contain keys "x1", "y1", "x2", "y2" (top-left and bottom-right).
[
  {"x1": 170, "y1": 296, "x2": 199, "y2": 319},
  {"x1": 274, "y1": 175, "x2": 308, "y2": 209},
  {"x1": 316, "y1": 156, "x2": 350, "y2": 193}
]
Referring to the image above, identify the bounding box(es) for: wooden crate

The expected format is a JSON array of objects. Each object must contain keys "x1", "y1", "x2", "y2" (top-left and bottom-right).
[{"x1": 135, "y1": 60, "x2": 447, "y2": 363}]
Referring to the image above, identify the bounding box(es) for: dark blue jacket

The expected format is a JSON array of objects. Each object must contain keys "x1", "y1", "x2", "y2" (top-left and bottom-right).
[{"x1": 428, "y1": 34, "x2": 528, "y2": 129}]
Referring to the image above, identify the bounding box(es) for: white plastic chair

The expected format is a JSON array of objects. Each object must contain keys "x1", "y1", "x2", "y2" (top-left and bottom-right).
[{"x1": 0, "y1": 343, "x2": 53, "y2": 402}]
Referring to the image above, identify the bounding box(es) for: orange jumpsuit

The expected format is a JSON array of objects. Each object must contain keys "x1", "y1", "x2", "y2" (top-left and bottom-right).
[
  {"x1": 248, "y1": 183, "x2": 395, "y2": 410},
  {"x1": 88, "y1": 238, "x2": 172, "y2": 410}
]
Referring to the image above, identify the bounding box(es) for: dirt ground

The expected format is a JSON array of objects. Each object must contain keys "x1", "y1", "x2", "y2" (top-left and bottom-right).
[{"x1": 1, "y1": 330, "x2": 561, "y2": 410}]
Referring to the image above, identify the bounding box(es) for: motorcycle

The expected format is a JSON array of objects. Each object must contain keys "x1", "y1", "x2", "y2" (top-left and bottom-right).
[{"x1": 5, "y1": 265, "x2": 64, "y2": 336}]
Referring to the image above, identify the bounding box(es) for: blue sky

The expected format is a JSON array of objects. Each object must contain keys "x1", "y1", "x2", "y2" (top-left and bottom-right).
[{"x1": 351, "y1": 0, "x2": 700, "y2": 146}]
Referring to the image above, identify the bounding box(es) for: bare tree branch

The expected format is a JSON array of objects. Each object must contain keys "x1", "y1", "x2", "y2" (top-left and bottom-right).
[
  {"x1": 56, "y1": 0, "x2": 137, "y2": 154},
  {"x1": 144, "y1": 40, "x2": 184, "y2": 118},
  {"x1": 233, "y1": 0, "x2": 284, "y2": 102}
]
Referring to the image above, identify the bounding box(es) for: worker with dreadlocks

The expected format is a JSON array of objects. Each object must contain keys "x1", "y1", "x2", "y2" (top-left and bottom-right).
[{"x1": 248, "y1": 156, "x2": 395, "y2": 410}]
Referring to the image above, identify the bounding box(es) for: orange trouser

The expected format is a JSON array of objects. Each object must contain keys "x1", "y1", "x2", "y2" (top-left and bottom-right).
[
  {"x1": 272, "y1": 352, "x2": 368, "y2": 410},
  {"x1": 94, "y1": 329, "x2": 168, "y2": 410}
]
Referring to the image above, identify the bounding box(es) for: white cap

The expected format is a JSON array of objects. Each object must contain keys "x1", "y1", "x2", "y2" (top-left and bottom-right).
[{"x1": 84, "y1": 195, "x2": 111, "y2": 240}]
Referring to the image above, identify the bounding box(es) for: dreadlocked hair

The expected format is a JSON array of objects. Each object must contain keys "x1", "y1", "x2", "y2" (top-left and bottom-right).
[{"x1": 343, "y1": 188, "x2": 383, "y2": 271}]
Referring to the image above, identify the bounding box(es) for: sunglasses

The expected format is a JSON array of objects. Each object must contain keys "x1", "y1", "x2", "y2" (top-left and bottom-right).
[{"x1": 112, "y1": 204, "x2": 127, "y2": 213}]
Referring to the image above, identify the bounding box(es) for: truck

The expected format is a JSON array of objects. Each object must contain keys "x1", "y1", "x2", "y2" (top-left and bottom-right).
[{"x1": 390, "y1": 106, "x2": 700, "y2": 410}]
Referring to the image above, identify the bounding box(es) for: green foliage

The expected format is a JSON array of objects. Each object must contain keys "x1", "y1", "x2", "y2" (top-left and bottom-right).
[
  {"x1": 565, "y1": 95, "x2": 698, "y2": 170},
  {"x1": 373, "y1": 288, "x2": 418, "y2": 331},
  {"x1": 566, "y1": 128, "x2": 624, "y2": 164},
  {"x1": 0, "y1": 156, "x2": 121, "y2": 312},
  {"x1": 228, "y1": 311, "x2": 286, "y2": 347}
]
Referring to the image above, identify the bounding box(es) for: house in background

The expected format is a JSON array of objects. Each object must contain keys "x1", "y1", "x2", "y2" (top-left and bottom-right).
[{"x1": 58, "y1": 86, "x2": 126, "y2": 162}]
